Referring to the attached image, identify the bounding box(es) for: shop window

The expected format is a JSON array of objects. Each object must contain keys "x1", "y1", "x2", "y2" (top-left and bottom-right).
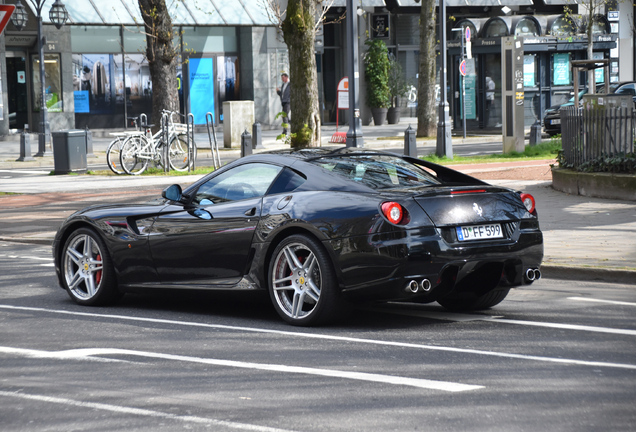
[
  {"x1": 592, "y1": 19, "x2": 609, "y2": 35},
  {"x1": 32, "y1": 54, "x2": 63, "y2": 112},
  {"x1": 183, "y1": 27, "x2": 238, "y2": 53},
  {"x1": 483, "y1": 20, "x2": 508, "y2": 38},
  {"x1": 71, "y1": 26, "x2": 121, "y2": 53},
  {"x1": 72, "y1": 54, "x2": 124, "y2": 116},
  {"x1": 123, "y1": 54, "x2": 152, "y2": 119},
  {"x1": 552, "y1": 53, "x2": 571, "y2": 86},
  {"x1": 551, "y1": 17, "x2": 576, "y2": 37},
  {"x1": 515, "y1": 19, "x2": 539, "y2": 37},
  {"x1": 396, "y1": 15, "x2": 419, "y2": 45}
]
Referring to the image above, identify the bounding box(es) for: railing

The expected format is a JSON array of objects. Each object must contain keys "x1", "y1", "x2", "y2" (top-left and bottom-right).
[{"x1": 561, "y1": 105, "x2": 636, "y2": 170}]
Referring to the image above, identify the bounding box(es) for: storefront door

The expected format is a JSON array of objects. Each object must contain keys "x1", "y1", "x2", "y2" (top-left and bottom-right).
[{"x1": 5, "y1": 51, "x2": 29, "y2": 130}]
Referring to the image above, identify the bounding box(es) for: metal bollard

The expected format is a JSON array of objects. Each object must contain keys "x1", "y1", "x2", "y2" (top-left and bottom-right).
[
  {"x1": 85, "y1": 126, "x2": 95, "y2": 158},
  {"x1": 529, "y1": 121, "x2": 542, "y2": 146},
  {"x1": 252, "y1": 121, "x2": 264, "y2": 149},
  {"x1": 241, "y1": 129, "x2": 253, "y2": 157},
  {"x1": 403, "y1": 125, "x2": 417, "y2": 157},
  {"x1": 16, "y1": 130, "x2": 35, "y2": 162}
]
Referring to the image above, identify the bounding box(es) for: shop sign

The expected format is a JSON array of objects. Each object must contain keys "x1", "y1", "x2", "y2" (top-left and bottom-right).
[
  {"x1": 460, "y1": 75, "x2": 476, "y2": 120},
  {"x1": 553, "y1": 53, "x2": 570, "y2": 86},
  {"x1": 607, "y1": 11, "x2": 619, "y2": 21},
  {"x1": 523, "y1": 55, "x2": 535, "y2": 87},
  {"x1": 371, "y1": 14, "x2": 389, "y2": 39},
  {"x1": 5, "y1": 34, "x2": 37, "y2": 46},
  {"x1": 189, "y1": 58, "x2": 215, "y2": 125},
  {"x1": 17, "y1": 71, "x2": 25, "y2": 83}
]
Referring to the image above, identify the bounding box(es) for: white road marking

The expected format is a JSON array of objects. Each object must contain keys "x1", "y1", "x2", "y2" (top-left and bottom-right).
[
  {"x1": 0, "y1": 169, "x2": 50, "y2": 175},
  {"x1": 2, "y1": 304, "x2": 635, "y2": 370},
  {"x1": 0, "y1": 390, "x2": 297, "y2": 432},
  {"x1": 568, "y1": 297, "x2": 636, "y2": 307},
  {"x1": 0, "y1": 346, "x2": 482, "y2": 392}
]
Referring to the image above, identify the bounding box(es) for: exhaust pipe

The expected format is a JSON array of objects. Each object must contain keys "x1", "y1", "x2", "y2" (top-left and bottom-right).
[
  {"x1": 407, "y1": 280, "x2": 419, "y2": 293},
  {"x1": 525, "y1": 268, "x2": 536, "y2": 281},
  {"x1": 534, "y1": 269, "x2": 541, "y2": 280},
  {"x1": 420, "y1": 279, "x2": 432, "y2": 292}
]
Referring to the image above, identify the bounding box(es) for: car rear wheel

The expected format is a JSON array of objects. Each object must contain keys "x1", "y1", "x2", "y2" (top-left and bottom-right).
[
  {"x1": 269, "y1": 234, "x2": 344, "y2": 326},
  {"x1": 62, "y1": 228, "x2": 120, "y2": 306},
  {"x1": 437, "y1": 289, "x2": 510, "y2": 312}
]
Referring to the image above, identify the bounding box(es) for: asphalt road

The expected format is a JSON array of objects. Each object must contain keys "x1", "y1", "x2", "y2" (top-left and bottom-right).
[{"x1": 1, "y1": 241, "x2": 635, "y2": 431}]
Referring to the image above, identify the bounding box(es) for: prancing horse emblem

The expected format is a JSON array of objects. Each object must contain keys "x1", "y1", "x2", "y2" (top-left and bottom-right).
[{"x1": 472, "y1": 203, "x2": 483, "y2": 216}]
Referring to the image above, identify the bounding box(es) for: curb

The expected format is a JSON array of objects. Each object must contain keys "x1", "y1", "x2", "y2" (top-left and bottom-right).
[{"x1": 540, "y1": 264, "x2": 636, "y2": 286}]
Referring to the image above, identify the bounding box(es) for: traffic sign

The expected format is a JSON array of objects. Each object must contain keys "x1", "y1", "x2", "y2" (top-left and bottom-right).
[
  {"x1": 459, "y1": 60, "x2": 467, "y2": 77},
  {"x1": 465, "y1": 26, "x2": 471, "y2": 42},
  {"x1": 0, "y1": 5, "x2": 16, "y2": 35}
]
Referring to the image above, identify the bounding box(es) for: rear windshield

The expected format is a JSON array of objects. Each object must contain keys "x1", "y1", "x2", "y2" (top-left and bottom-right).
[{"x1": 309, "y1": 155, "x2": 441, "y2": 190}]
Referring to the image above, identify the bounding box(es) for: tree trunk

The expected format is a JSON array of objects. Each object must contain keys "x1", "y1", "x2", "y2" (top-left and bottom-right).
[
  {"x1": 281, "y1": 0, "x2": 321, "y2": 148},
  {"x1": 417, "y1": 0, "x2": 437, "y2": 137},
  {"x1": 138, "y1": 0, "x2": 179, "y2": 133}
]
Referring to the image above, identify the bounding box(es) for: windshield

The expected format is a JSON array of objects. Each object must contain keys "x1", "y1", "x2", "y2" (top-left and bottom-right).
[{"x1": 309, "y1": 155, "x2": 441, "y2": 190}]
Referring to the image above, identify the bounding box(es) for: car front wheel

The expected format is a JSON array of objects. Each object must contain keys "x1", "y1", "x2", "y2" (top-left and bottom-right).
[
  {"x1": 62, "y1": 228, "x2": 120, "y2": 306},
  {"x1": 268, "y1": 234, "x2": 344, "y2": 326}
]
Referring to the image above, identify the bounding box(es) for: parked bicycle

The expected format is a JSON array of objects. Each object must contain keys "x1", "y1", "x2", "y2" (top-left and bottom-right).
[
  {"x1": 118, "y1": 111, "x2": 196, "y2": 175},
  {"x1": 106, "y1": 116, "x2": 143, "y2": 175}
]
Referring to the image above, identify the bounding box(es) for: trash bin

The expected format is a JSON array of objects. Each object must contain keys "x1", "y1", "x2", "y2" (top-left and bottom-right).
[{"x1": 52, "y1": 129, "x2": 87, "y2": 174}]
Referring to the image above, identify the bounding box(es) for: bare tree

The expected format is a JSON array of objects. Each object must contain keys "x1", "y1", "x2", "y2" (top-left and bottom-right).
[
  {"x1": 260, "y1": 0, "x2": 338, "y2": 147},
  {"x1": 416, "y1": 0, "x2": 437, "y2": 137},
  {"x1": 138, "y1": 0, "x2": 180, "y2": 132}
]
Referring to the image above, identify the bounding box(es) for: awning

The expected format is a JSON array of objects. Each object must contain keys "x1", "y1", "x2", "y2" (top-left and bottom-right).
[
  {"x1": 332, "y1": 0, "x2": 534, "y2": 7},
  {"x1": 34, "y1": 0, "x2": 272, "y2": 26}
]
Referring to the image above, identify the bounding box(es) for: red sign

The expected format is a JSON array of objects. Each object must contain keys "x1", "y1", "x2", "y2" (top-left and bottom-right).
[
  {"x1": 459, "y1": 60, "x2": 467, "y2": 77},
  {"x1": 0, "y1": 5, "x2": 16, "y2": 35}
]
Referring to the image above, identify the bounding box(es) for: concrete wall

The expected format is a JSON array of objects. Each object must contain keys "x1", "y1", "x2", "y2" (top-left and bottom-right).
[{"x1": 552, "y1": 168, "x2": 636, "y2": 201}]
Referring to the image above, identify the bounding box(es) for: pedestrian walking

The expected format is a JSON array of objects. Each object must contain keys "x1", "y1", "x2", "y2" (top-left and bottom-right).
[{"x1": 276, "y1": 73, "x2": 291, "y2": 134}]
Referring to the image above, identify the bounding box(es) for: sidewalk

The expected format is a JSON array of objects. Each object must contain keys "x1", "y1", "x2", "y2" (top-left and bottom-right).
[{"x1": 1, "y1": 118, "x2": 635, "y2": 285}]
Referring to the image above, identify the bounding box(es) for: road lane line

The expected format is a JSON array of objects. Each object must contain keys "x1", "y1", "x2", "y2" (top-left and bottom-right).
[
  {"x1": 375, "y1": 306, "x2": 636, "y2": 336},
  {"x1": 568, "y1": 297, "x2": 636, "y2": 307},
  {"x1": 0, "y1": 346, "x2": 482, "y2": 392},
  {"x1": 0, "y1": 390, "x2": 297, "y2": 432},
  {"x1": 2, "y1": 304, "x2": 635, "y2": 370}
]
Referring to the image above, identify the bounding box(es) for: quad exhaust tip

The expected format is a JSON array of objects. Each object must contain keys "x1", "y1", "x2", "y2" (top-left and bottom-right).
[
  {"x1": 525, "y1": 268, "x2": 541, "y2": 281},
  {"x1": 407, "y1": 280, "x2": 419, "y2": 293},
  {"x1": 420, "y1": 279, "x2": 432, "y2": 292},
  {"x1": 406, "y1": 279, "x2": 432, "y2": 293}
]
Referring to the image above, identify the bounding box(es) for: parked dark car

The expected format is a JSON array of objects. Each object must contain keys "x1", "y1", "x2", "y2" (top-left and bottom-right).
[
  {"x1": 53, "y1": 148, "x2": 543, "y2": 326},
  {"x1": 543, "y1": 82, "x2": 636, "y2": 136}
]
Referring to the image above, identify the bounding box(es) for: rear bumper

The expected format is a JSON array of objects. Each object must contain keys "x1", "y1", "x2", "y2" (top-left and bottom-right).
[{"x1": 328, "y1": 224, "x2": 543, "y2": 303}]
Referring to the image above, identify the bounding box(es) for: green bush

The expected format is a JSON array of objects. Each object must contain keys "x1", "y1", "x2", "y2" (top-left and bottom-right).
[{"x1": 363, "y1": 39, "x2": 390, "y2": 109}]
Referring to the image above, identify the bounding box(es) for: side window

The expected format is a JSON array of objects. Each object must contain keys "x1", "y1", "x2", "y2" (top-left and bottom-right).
[
  {"x1": 267, "y1": 168, "x2": 307, "y2": 195},
  {"x1": 616, "y1": 84, "x2": 636, "y2": 96},
  {"x1": 194, "y1": 163, "x2": 283, "y2": 205}
]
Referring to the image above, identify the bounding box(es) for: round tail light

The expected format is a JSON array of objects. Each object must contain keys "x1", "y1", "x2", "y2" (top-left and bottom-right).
[
  {"x1": 519, "y1": 193, "x2": 536, "y2": 213},
  {"x1": 381, "y1": 202, "x2": 405, "y2": 225}
]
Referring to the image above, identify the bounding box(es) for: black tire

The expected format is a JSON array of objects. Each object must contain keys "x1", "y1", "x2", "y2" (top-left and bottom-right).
[
  {"x1": 106, "y1": 138, "x2": 125, "y2": 175},
  {"x1": 61, "y1": 227, "x2": 120, "y2": 306},
  {"x1": 268, "y1": 234, "x2": 346, "y2": 326},
  {"x1": 437, "y1": 289, "x2": 510, "y2": 312}
]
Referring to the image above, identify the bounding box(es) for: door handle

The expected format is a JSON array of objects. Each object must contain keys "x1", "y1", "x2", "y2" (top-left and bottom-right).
[{"x1": 244, "y1": 207, "x2": 256, "y2": 216}]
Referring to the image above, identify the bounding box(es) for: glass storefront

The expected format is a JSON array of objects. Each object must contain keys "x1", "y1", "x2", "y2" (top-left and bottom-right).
[{"x1": 32, "y1": 54, "x2": 63, "y2": 113}]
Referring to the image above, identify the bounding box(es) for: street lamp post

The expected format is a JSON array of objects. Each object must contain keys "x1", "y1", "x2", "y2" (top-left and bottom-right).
[
  {"x1": 345, "y1": 0, "x2": 363, "y2": 147},
  {"x1": 11, "y1": 0, "x2": 69, "y2": 157},
  {"x1": 436, "y1": 0, "x2": 453, "y2": 158}
]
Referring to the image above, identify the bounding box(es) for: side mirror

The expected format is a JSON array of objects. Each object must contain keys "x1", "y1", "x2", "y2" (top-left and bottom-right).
[{"x1": 162, "y1": 184, "x2": 182, "y2": 202}]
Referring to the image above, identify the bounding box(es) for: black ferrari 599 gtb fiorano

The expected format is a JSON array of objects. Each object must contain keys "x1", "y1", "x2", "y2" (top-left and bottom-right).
[{"x1": 53, "y1": 148, "x2": 543, "y2": 326}]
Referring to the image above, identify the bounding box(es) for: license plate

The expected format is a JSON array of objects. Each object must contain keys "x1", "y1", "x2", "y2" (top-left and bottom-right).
[
  {"x1": 551, "y1": 119, "x2": 561, "y2": 125},
  {"x1": 456, "y1": 224, "x2": 503, "y2": 241}
]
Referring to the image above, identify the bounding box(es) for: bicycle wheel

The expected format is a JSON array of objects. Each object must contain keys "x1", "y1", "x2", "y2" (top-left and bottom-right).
[
  {"x1": 119, "y1": 135, "x2": 150, "y2": 175},
  {"x1": 106, "y1": 138, "x2": 125, "y2": 175},
  {"x1": 168, "y1": 135, "x2": 196, "y2": 171}
]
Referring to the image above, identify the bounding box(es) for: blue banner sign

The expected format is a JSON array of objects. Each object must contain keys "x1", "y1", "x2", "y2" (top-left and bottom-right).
[
  {"x1": 189, "y1": 58, "x2": 215, "y2": 125},
  {"x1": 74, "y1": 90, "x2": 90, "y2": 113}
]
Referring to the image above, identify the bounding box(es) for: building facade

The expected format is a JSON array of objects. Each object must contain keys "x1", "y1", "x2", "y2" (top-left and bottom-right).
[{"x1": 0, "y1": 0, "x2": 634, "y2": 138}]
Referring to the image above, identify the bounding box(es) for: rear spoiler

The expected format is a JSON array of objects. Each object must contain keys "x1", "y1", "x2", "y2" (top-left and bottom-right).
[{"x1": 401, "y1": 155, "x2": 490, "y2": 186}]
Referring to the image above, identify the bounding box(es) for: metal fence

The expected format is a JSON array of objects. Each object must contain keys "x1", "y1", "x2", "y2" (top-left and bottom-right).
[{"x1": 561, "y1": 105, "x2": 636, "y2": 169}]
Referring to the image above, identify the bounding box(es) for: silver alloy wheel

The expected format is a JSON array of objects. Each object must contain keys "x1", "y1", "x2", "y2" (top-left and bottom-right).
[
  {"x1": 63, "y1": 234, "x2": 104, "y2": 300},
  {"x1": 271, "y1": 242, "x2": 322, "y2": 320}
]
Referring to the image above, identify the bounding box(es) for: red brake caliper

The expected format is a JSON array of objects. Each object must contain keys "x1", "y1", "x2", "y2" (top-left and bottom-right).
[{"x1": 95, "y1": 254, "x2": 102, "y2": 285}]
